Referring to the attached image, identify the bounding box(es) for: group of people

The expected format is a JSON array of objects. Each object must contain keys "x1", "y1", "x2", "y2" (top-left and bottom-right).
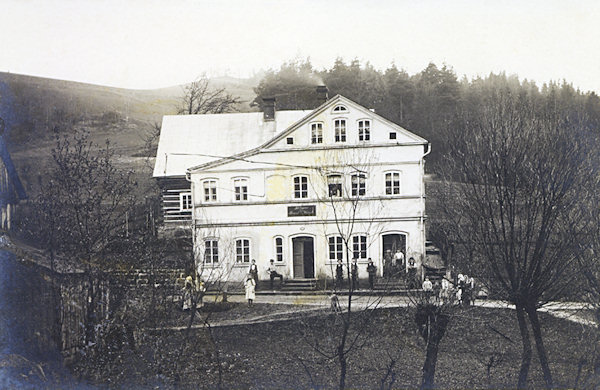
[
  {"x1": 244, "y1": 259, "x2": 284, "y2": 306},
  {"x1": 335, "y1": 258, "x2": 378, "y2": 290},
  {"x1": 421, "y1": 272, "x2": 476, "y2": 305},
  {"x1": 179, "y1": 274, "x2": 206, "y2": 311}
]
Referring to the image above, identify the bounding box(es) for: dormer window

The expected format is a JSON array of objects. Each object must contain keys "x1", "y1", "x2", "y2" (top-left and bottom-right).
[
  {"x1": 311, "y1": 123, "x2": 323, "y2": 144},
  {"x1": 333, "y1": 105, "x2": 348, "y2": 113},
  {"x1": 334, "y1": 119, "x2": 346, "y2": 142}
]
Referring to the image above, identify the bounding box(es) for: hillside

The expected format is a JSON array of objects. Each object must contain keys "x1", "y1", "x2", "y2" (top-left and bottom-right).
[{"x1": 0, "y1": 72, "x2": 257, "y2": 196}]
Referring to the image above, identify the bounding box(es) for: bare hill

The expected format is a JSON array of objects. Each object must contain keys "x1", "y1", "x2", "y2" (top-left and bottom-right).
[{"x1": 0, "y1": 72, "x2": 257, "y2": 196}]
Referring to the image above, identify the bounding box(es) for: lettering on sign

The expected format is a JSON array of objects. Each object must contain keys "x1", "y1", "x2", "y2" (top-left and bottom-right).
[{"x1": 288, "y1": 205, "x2": 316, "y2": 217}]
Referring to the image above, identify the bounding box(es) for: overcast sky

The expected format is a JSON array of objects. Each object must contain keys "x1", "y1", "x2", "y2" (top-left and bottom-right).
[{"x1": 2, "y1": 0, "x2": 599, "y2": 92}]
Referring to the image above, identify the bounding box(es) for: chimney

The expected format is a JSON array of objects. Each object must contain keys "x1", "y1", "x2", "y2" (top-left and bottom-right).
[
  {"x1": 316, "y1": 85, "x2": 328, "y2": 105},
  {"x1": 262, "y1": 97, "x2": 276, "y2": 121}
]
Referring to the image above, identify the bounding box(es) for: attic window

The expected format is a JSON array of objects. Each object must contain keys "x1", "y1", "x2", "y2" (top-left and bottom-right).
[
  {"x1": 389, "y1": 132, "x2": 397, "y2": 140},
  {"x1": 333, "y1": 105, "x2": 347, "y2": 113},
  {"x1": 286, "y1": 137, "x2": 294, "y2": 145}
]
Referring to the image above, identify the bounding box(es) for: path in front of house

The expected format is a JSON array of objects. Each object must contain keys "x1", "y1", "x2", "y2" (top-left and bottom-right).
[{"x1": 148, "y1": 293, "x2": 596, "y2": 331}]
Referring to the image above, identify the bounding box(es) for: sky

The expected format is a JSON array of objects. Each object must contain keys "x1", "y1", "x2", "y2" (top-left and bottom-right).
[{"x1": 1, "y1": 0, "x2": 599, "y2": 92}]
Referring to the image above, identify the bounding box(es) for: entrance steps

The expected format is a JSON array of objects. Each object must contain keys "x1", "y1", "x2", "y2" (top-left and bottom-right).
[
  {"x1": 374, "y1": 278, "x2": 408, "y2": 291},
  {"x1": 281, "y1": 278, "x2": 317, "y2": 291}
]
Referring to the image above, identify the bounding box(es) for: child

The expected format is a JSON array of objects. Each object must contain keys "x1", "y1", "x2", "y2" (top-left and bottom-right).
[{"x1": 244, "y1": 273, "x2": 256, "y2": 307}]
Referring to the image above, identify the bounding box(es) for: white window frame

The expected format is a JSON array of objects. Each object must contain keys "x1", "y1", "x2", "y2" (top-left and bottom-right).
[
  {"x1": 351, "y1": 173, "x2": 366, "y2": 197},
  {"x1": 328, "y1": 174, "x2": 343, "y2": 198},
  {"x1": 203, "y1": 239, "x2": 219, "y2": 264},
  {"x1": 328, "y1": 235, "x2": 344, "y2": 261},
  {"x1": 293, "y1": 175, "x2": 309, "y2": 199},
  {"x1": 274, "y1": 236, "x2": 284, "y2": 262},
  {"x1": 385, "y1": 171, "x2": 401, "y2": 195},
  {"x1": 352, "y1": 235, "x2": 368, "y2": 260},
  {"x1": 358, "y1": 120, "x2": 371, "y2": 142},
  {"x1": 311, "y1": 122, "x2": 323, "y2": 144},
  {"x1": 334, "y1": 119, "x2": 346, "y2": 142},
  {"x1": 235, "y1": 238, "x2": 251, "y2": 263},
  {"x1": 233, "y1": 178, "x2": 249, "y2": 202},
  {"x1": 332, "y1": 105, "x2": 348, "y2": 113},
  {"x1": 202, "y1": 179, "x2": 218, "y2": 203},
  {"x1": 180, "y1": 192, "x2": 192, "y2": 211}
]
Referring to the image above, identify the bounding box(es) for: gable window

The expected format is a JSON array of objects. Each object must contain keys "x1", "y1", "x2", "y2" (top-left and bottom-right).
[
  {"x1": 234, "y1": 178, "x2": 248, "y2": 201},
  {"x1": 385, "y1": 172, "x2": 401, "y2": 195},
  {"x1": 352, "y1": 235, "x2": 367, "y2": 259},
  {"x1": 180, "y1": 192, "x2": 192, "y2": 211},
  {"x1": 389, "y1": 132, "x2": 397, "y2": 140},
  {"x1": 311, "y1": 123, "x2": 323, "y2": 144},
  {"x1": 328, "y1": 174, "x2": 343, "y2": 197},
  {"x1": 235, "y1": 238, "x2": 250, "y2": 263},
  {"x1": 334, "y1": 119, "x2": 346, "y2": 142},
  {"x1": 294, "y1": 176, "x2": 308, "y2": 199},
  {"x1": 204, "y1": 239, "x2": 218, "y2": 264},
  {"x1": 329, "y1": 236, "x2": 344, "y2": 261},
  {"x1": 358, "y1": 120, "x2": 370, "y2": 141},
  {"x1": 203, "y1": 180, "x2": 217, "y2": 202},
  {"x1": 333, "y1": 105, "x2": 348, "y2": 113},
  {"x1": 274, "y1": 237, "x2": 284, "y2": 262},
  {"x1": 351, "y1": 174, "x2": 366, "y2": 196}
]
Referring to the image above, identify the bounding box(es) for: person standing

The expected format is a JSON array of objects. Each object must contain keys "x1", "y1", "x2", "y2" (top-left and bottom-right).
[
  {"x1": 394, "y1": 249, "x2": 405, "y2": 272},
  {"x1": 351, "y1": 258, "x2": 359, "y2": 290},
  {"x1": 366, "y1": 258, "x2": 377, "y2": 290},
  {"x1": 335, "y1": 259, "x2": 344, "y2": 288},
  {"x1": 249, "y1": 259, "x2": 259, "y2": 290},
  {"x1": 182, "y1": 275, "x2": 194, "y2": 311},
  {"x1": 244, "y1": 273, "x2": 256, "y2": 307},
  {"x1": 266, "y1": 259, "x2": 284, "y2": 289}
]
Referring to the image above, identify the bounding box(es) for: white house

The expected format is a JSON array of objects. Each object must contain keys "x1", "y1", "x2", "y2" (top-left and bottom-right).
[{"x1": 184, "y1": 93, "x2": 430, "y2": 282}]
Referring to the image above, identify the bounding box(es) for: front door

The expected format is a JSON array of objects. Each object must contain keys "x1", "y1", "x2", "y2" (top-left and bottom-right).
[
  {"x1": 382, "y1": 234, "x2": 407, "y2": 277},
  {"x1": 292, "y1": 236, "x2": 315, "y2": 278}
]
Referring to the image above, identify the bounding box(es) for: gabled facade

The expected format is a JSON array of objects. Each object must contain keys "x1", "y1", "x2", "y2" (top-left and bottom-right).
[{"x1": 187, "y1": 95, "x2": 430, "y2": 282}]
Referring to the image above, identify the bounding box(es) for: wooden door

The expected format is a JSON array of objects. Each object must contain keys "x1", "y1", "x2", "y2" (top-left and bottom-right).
[{"x1": 293, "y1": 238, "x2": 304, "y2": 278}]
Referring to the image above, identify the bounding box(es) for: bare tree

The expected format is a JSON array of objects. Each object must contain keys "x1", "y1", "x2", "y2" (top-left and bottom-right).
[
  {"x1": 434, "y1": 91, "x2": 595, "y2": 387},
  {"x1": 177, "y1": 74, "x2": 241, "y2": 115}
]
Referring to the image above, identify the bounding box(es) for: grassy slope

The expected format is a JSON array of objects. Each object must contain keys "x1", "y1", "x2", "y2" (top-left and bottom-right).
[{"x1": 0, "y1": 72, "x2": 257, "y2": 196}]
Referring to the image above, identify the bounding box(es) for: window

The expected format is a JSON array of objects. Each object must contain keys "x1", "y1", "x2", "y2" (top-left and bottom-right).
[
  {"x1": 274, "y1": 237, "x2": 284, "y2": 262},
  {"x1": 204, "y1": 239, "x2": 218, "y2": 264},
  {"x1": 329, "y1": 236, "x2": 344, "y2": 261},
  {"x1": 203, "y1": 180, "x2": 217, "y2": 202},
  {"x1": 328, "y1": 174, "x2": 342, "y2": 197},
  {"x1": 234, "y1": 178, "x2": 248, "y2": 201},
  {"x1": 334, "y1": 119, "x2": 346, "y2": 142},
  {"x1": 286, "y1": 137, "x2": 294, "y2": 145},
  {"x1": 389, "y1": 132, "x2": 397, "y2": 140},
  {"x1": 358, "y1": 120, "x2": 370, "y2": 141},
  {"x1": 311, "y1": 123, "x2": 323, "y2": 144},
  {"x1": 385, "y1": 172, "x2": 401, "y2": 195},
  {"x1": 294, "y1": 176, "x2": 308, "y2": 199},
  {"x1": 180, "y1": 192, "x2": 192, "y2": 211},
  {"x1": 352, "y1": 235, "x2": 367, "y2": 259},
  {"x1": 351, "y1": 174, "x2": 366, "y2": 196},
  {"x1": 333, "y1": 105, "x2": 348, "y2": 112},
  {"x1": 235, "y1": 239, "x2": 250, "y2": 263}
]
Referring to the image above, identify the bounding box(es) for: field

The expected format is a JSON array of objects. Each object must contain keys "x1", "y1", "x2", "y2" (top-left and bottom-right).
[{"x1": 69, "y1": 304, "x2": 597, "y2": 389}]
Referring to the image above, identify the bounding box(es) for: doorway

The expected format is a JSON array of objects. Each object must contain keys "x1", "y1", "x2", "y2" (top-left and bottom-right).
[
  {"x1": 382, "y1": 233, "x2": 407, "y2": 277},
  {"x1": 292, "y1": 236, "x2": 315, "y2": 278}
]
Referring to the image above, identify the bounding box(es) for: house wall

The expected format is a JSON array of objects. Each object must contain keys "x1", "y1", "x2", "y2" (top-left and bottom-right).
[{"x1": 157, "y1": 177, "x2": 192, "y2": 231}]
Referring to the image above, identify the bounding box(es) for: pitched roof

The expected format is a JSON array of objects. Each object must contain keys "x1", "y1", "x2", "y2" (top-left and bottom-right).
[
  {"x1": 187, "y1": 95, "x2": 428, "y2": 173},
  {"x1": 153, "y1": 110, "x2": 311, "y2": 177}
]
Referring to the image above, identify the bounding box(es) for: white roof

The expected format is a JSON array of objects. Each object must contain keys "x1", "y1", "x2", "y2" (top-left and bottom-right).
[{"x1": 153, "y1": 110, "x2": 310, "y2": 177}]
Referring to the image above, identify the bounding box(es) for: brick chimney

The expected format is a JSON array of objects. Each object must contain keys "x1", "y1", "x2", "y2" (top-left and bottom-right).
[
  {"x1": 262, "y1": 97, "x2": 276, "y2": 121},
  {"x1": 316, "y1": 85, "x2": 328, "y2": 105}
]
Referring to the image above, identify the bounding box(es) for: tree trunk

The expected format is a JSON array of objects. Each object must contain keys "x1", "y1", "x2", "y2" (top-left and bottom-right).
[
  {"x1": 421, "y1": 337, "x2": 440, "y2": 389},
  {"x1": 516, "y1": 304, "x2": 532, "y2": 388},
  {"x1": 526, "y1": 304, "x2": 554, "y2": 388}
]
